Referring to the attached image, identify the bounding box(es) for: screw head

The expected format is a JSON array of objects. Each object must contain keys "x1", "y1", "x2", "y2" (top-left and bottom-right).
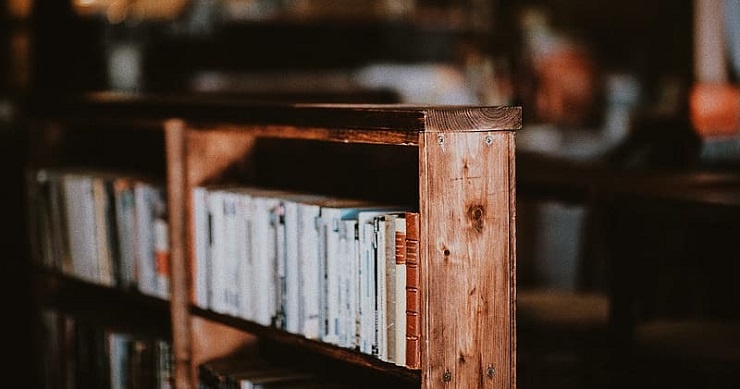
[
  {"x1": 485, "y1": 134, "x2": 493, "y2": 145},
  {"x1": 437, "y1": 134, "x2": 445, "y2": 144},
  {"x1": 487, "y1": 366, "x2": 495, "y2": 378},
  {"x1": 443, "y1": 371, "x2": 452, "y2": 382}
]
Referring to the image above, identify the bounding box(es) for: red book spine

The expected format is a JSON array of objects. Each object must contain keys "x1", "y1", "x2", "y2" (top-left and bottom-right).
[{"x1": 405, "y1": 212, "x2": 421, "y2": 370}]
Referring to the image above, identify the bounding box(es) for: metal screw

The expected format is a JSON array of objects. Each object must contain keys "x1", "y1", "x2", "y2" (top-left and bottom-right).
[
  {"x1": 485, "y1": 134, "x2": 493, "y2": 145},
  {"x1": 443, "y1": 370, "x2": 452, "y2": 382},
  {"x1": 487, "y1": 366, "x2": 495, "y2": 379},
  {"x1": 437, "y1": 134, "x2": 445, "y2": 144}
]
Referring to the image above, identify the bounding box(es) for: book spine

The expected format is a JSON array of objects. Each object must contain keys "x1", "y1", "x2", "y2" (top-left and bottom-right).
[
  {"x1": 393, "y1": 216, "x2": 407, "y2": 366},
  {"x1": 238, "y1": 192, "x2": 254, "y2": 322},
  {"x1": 153, "y1": 188, "x2": 170, "y2": 301},
  {"x1": 192, "y1": 187, "x2": 210, "y2": 308},
  {"x1": 92, "y1": 176, "x2": 114, "y2": 287},
  {"x1": 405, "y1": 212, "x2": 421, "y2": 370},
  {"x1": 298, "y1": 204, "x2": 321, "y2": 339},
  {"x1": 283, "y1": 201, "x2": 300, "y2": 335}
]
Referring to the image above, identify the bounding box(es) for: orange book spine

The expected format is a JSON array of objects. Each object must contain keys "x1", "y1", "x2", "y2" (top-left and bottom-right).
[{"x1": 405, "y1": 212, "x2": 421, "y2": 370}]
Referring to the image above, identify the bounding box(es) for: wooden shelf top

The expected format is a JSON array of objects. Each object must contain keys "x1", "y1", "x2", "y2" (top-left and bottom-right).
[{"x1": 31, "y1": 93, "x2": 521, "y2": 135}]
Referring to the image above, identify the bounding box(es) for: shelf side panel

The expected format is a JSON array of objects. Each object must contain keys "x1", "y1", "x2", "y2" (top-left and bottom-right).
[
  {"x1": 165, "y1": 120, "x2": 193, "y2": 389},
  {"x1": 419, "y1": 131, "x2": 515, "y2": 388}
]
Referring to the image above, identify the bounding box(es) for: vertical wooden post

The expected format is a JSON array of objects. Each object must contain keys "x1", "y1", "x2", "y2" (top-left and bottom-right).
[
  {"x1": 165, "y1": 119, "x2": 193, "y2": 389},
  {"x1": 419, "y1": 129, "x2": 516, "y2": 388}
]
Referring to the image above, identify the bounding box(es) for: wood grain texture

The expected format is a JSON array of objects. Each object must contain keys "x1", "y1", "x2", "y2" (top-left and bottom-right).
[
  {"x1": 43, "y1": 95, "x2": 521, "y2": 136},
  {"x1": 419, "y1": 131, "x2": 515, "y2": 388},
  {"x1": 165, "y1": 120, "x2": 193, "y2": 389}
]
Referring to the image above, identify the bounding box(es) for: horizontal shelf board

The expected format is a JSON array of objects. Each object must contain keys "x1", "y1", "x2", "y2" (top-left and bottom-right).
[
  {"x1": 34, "y1": 269, "x2": 172, "y2": 337},
  {"x1": 191, "y1": 305, "x2": 421, "y2": 384},
  {"x1": 32, "y1": 94, "x2": 521, "y2": 137}
]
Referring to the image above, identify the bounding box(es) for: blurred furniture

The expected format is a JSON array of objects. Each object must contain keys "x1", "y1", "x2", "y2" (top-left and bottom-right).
[
  {"x1": 516, "y1": 152, "x2": 612, "y2": 388},
  {"x1": 604, "y1": 178, "x2": 740, "y2": 388},
  {"x1": 517, "y1": 151, "x2": 740, "y2": 388}
]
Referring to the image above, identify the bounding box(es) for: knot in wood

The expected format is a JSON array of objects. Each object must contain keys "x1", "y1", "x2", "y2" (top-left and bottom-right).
[{"x1": 467, "y1": 204, "x2": 485, "y2": 232}]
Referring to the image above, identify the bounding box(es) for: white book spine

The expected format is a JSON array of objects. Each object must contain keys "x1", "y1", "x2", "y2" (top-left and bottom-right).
[
  {"x1": 221, "y1": 192, "x2": 241, "y2": 315},
  {"x1": 358, "y1": 215, "x2": 376, "y2": 355},
  {"x1": 350, "y1": 220, "x2": 361, "y2": 350},
  {"x1": 136, "y1": 183, "x2": 162, "y2": 297},
  {"x1": 324, "y1": 214, "x2": 342, "y2": 346},
  {"x1": 207, "y1": 190, "x2": 226, "y2": 312},
  {"x1": 238, "y1": 193, "x2": 254, "y2": 321},
  {"x1": 298, "y1": 204, "x2": 321, "y2": 339},
  {"x1": 316, "y1": 212, "x2": 330, "y2": 341},
  {"x1": 273, "y1": 200, "x2": 287, "y2": 330},
  {"x1": 283, "y1": 201, "x2": 300, "y2": 334},
  {"x1": 63, "y1": 174, "x2": 99, "y2": 284},
  {"x1": 339, "y1": 219, "x2": 359, "y2": 349},
  {"x1": 192, "y1": 187, "x2": 210, "y2": 308},
  {"x1": 376, "y1": 216, "x2": 388, "y2": 361},
  {"x1": 252, "y1": 197, "x2": 279, "y2": 326}
]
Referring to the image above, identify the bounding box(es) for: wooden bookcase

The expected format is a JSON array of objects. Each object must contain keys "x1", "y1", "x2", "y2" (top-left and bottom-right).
[{"x1": 25, "y1": 95, "x2": 520, "y2": 388}]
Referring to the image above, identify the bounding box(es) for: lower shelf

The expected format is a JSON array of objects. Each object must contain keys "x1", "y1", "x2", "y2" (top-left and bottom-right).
[{"x1": 191, "y1": 305, "x2": 421, "y2": 386}]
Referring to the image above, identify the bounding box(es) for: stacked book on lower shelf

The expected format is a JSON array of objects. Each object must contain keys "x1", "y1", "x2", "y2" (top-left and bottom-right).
[
  {"x1": 40, "y1": 307, "x2": 173, "y2": 389},
  {"x1": 192, "y1": 185, "x2": 422, "y2": 369}
]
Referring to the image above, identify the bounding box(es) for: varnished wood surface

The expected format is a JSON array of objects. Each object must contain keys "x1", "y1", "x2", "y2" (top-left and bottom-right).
[
  {"x1": 30, "y1": 93, "x2": 522, "y2": 136},
  {"x1": 165, "y1": 121, "x2": 196, "y2": 389},
  {"x1": 420, "y1": 131, "x2": 515, "y2": 388},
  {"x1": 191, "y1": 306, "x2": 421, "y2": 384},
  {"x1": 28, "y1": 100, "x2": 521, "y2": 389}
]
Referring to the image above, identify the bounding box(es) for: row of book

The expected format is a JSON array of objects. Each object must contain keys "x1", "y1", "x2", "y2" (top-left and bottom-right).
[
  {"x1": 193, "y1": 185, "x2": 421, "y2": 368},
  {"x1": 26, "y1": 168, "x2": 171, "y2": 300},
  {"x1": 25, "y1": 168, "x2": 422, "y2": 369},
  {"x1": 40, "y1": 308, "x2": 173, "y2": 389}
]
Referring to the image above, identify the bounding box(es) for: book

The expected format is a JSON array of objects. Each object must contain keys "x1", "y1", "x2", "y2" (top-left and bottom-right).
[
  {"x1": 61, "y1": 171, "x2": 100, "y2": 284},
  {"x1": 152, "y1": 190, "x2": 170, "y2": 300},
  {"x1": 380, "y1": 212, "x2": 404, "y2": 363},
  {"x1": 338, "y1": 219, "x2": 359, "y2": 349},
  {"x1": 234, "y1": 186, "x2": 295, "y2": 327},
  {"x1": 134, "y1": 180, "x2": 168, "y2": 299},
  {"x1": 356, "y1": 210, "x2": 387, "y2": 356},
  {"x1": 192, "y1": 186, "x2": 211, "y2": 309},
  {"x1": 277, "y1": 192, "x2": 335, "y2": 336},
  {"x1": 376, "y1": 215, "x2": 390, "y2": 361},
  {"x1": 25, "y1": 169, "x2": 56, "y2": 269},
  {"x1": 49, "y1": 171, "x2": 72, "y2": 276},
  {"x1": 261, "y1": 195, "x2": 381, "y2": 342},
  {"x1": 393, "y1": 214, "x2": 407, "y2": 366},
  {"x1": 405, "y1": 211, "x2": 421, "y2": 369},
  {"x1": 293, "y1": 198, "x2": 323, "y2": 339},
  {"x1": 92, "y1": 174, "x2": 116, "y2": 287},
  {"x1": 206, "y1": 189, "x2": 242, "y2": 316},
  {"x1": 109, "y1": 331, "x2": 133, "y2": 389},
  {"x1": 320, "y1": 202, "x2": 400, "y2": 347},
  {"x1": 112, "y1": 176, "x2": 139, "y2": 291},
  {"x1": 155, "y1": 339, "x2": 174, "y2": 389}
]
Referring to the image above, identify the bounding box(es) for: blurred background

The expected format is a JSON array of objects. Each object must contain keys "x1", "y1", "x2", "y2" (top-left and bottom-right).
[{"x1": 1, "y1": 0, "x2": 739, "y2": 387}]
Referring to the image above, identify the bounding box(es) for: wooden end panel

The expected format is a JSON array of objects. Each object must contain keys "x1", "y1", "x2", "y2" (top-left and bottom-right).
[
  {"x1": 419, "y1": 131, "x2": 515, "y2": 388},
  {"x1": 165, "y1": 120, "x2": 193, "y2": 389}
]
